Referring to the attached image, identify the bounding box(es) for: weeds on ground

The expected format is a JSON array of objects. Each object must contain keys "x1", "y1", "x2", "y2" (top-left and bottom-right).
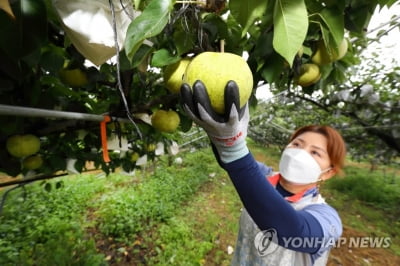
[
  {"x1": 95, "y1": 149, "x2": 221, "y2": 242},
  {"x1": 0, "y1": 147, "x2": 221, "y2": 265},
  {"x1": 1, "y1": 143, "x2": 399, "y2": 265},
  {"x1": 0, "y1": 174, "x2": 108, "y2": 265}
]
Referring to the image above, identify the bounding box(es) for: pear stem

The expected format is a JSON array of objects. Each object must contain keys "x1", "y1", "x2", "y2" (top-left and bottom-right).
[
  {"x1": 176, "y1": 0, "x2": 206, "y2": 5},
  {"x1": 220, "y1": 39, "x2": 225, "y2": 53}
]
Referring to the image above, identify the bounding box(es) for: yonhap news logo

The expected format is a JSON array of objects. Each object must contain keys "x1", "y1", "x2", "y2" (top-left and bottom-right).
[
  {"x1": 276, "y1": 236, "x2": 391, "y2": 249},
  {"x1": 254, "y1": 228, "x2": 392, "y2": 256},
  {"x1": 254, "y1": 228, "x2": 279, "y2": 256},
  {"x1": 334, "y1": 236, "x2": 391, "y2": 248}
]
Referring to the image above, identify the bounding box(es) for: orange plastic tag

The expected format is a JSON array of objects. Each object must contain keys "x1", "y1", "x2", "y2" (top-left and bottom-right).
[{"x1": 100, "y1": 115, "x2": 111, "y2": 163}]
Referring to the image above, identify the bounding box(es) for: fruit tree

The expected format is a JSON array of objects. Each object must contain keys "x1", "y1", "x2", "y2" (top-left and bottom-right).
[{"x1": 0, "y1": 0, "x2": 398, "y2": 180}]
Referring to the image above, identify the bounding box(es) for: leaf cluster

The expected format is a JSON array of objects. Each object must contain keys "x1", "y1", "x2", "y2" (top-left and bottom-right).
[{"x1": 0, "y1": 0, "x2": 398, "y2": 177}]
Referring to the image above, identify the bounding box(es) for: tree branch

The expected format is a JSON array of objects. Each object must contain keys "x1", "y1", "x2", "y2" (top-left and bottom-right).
[
  {"x1": 131, "y1": 94, "x2": 180, "y2": 114},
  {"x1": 0, "y1": 172, "x2": 68, "y2": 188},
  {"x1": 344, "y1": 111, "x2": 400, "y2": 153},
  {"x1": 289, "y1": 91, "x2": 400, "y2": 153}
]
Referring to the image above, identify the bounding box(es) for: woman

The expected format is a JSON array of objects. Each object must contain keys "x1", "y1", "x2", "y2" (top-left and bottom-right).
[{"x1": 180, "y1": 80, "x2": 346, "y2": 266}]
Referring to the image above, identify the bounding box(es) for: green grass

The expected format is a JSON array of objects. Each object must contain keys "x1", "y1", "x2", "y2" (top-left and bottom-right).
[
  {"x1": 0, "y1": 148, "x2": 224, "y2": 265},
  {"x1": 94, "y1": 149, "x2": 222, "y2": 242},
  {"x1": 326, "y1": 165, "x2": 400, "y2": 207},
  {"x1": 321, "y1": 165, "x2": 400, "y2": 256},
  {"x1": 144, "y1": 172, "x2": 242, "y2": 266},
  {"x1": 0, "y1": 174, "x2": 109, "y2": 265}
]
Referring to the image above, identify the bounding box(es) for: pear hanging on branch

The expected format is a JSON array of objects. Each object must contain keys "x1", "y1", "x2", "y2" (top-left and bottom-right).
[{"x1": 183, "y1": 49, "x2": 253, "y2": 114}]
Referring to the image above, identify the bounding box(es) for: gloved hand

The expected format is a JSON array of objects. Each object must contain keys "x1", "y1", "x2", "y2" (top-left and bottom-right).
[{"x1": 180, "y1": 80, "x2": 250, "y2": 163}]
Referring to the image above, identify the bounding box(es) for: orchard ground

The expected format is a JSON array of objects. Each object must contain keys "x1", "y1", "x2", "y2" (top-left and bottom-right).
[{"x1": 0, "y1": 144, "x2": 399, "y2": 265}]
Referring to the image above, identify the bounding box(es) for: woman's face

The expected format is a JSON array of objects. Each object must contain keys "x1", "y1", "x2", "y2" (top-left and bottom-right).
[{"x1": 286, "y1": 131, "x2": 332, "y2": 172}]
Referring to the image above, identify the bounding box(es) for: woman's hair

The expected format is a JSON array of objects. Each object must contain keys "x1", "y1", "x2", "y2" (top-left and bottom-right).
[{"x1": 289, "y1": 125, "x2": 347, "y2": 175}]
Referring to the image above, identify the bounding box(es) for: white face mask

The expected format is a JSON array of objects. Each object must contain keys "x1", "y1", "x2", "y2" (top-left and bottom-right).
[{"x1": 279, "y1": 148, "x2": 331, "y2": 185}]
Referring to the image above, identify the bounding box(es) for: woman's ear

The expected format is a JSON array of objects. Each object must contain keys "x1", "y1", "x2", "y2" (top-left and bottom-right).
[{"x1": 322, "y1": 167, "x2": 337, "y2": 181}]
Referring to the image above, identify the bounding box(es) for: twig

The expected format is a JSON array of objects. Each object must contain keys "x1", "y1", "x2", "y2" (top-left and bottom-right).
[
  {"x1": 109, "y1": 0, "x2": 143, "y2": 139},
  {"x1": 367, "y1": 15, "x2": 400, "y2": 34},
  {"x1": 0, "y1": 173, "x2": 69, "y2": 188},
  {"x1": 176, "y1": 0, "x2": 206, "y2": 4},
  {"x1": 0, "y1": 184, "x2": 24, "y2": 215},
  {"x1": 220, "y1": 39, "x2": 225, "y2": 53}
]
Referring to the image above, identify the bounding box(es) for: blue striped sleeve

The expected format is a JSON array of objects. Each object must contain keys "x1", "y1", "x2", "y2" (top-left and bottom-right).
[{"x1": 222, "y1": 152, "x2": 325, "y2": 253}]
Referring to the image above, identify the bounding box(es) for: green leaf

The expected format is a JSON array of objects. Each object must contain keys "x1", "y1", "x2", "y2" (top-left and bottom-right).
[
  {"x1": 0, "y1": 48, "x2": 21, "y2": 81},
  {"x1": 173, "y1": 28, "x2": 195, "y2": 56},
  {"x1": 225, "y1": 14, "x2": 245, "y2": 53},
  {"x1": 131, "y1": 44, "x2": 154, "y2": 69},
  {"x1": 44, "y1": 182, "x2": 52, "y2": 192},
  {"x1": 344, "y1": 5, "x2": 373, "y2": 33},
  {"x1": 20, "y1": 0, "x2": 48, "y2": 55},
  {"x1": 151, "y1": 49, "x2": 179, "y2": 67},
  {"x1": 177, "y1": 113, "x2": 193, "y2": 133},
  {"x1": 229, "y1": 0, "x2": 268, "y2": 36},
  {"x1": 260, "y1": 52, "x2": 285, "y2": 84},
  {"x1": 273, "y1": 0, "x2": 308, "y2": 67},
  {"x1": 320, "y1": 24, "x2": 333, "y2": 50},
  {"x1": 55, "y1": 181, "x2": 64, "y2": 189},
  {"x1": 318, "y1": 7, "x2": 344, "y2": 47},
  {"x1": 40, "y1": 45, "x2": 66, "y2": 74},
  {"x1": 124, "y1": 0, "x2": 175, "y2": 62},
  {"x1": 304, "y1": 0, "x2": 324, "y2": 13},
  {"x1": 253, "y1": 30, "x2": 274, "y2": 58},
  {"x1": 317, "y1": 12, "x2": 344, "y2": 58},
  {"x1": 0, "y1": 0, "x2": 47, "y2": 59},
  {"x1": 203, "y1": 13, "x2": 229, "y2": 40},
  {"x1": 134, "y1": 0, "x2": 142, "y2": 9},
  {"x1": 385, "y1": 0, "x2": 398, "y2": 6}
]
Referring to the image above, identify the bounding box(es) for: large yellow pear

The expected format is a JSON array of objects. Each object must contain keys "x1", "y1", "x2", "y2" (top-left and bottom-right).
[
  {"x1": 151, "y1": 110, "x2": 180, "y2": 133},
  {"x1": 164, "y1": 58, "x2": 192, "y2": 94},
  {"x1": 296, "y1": 64, "x2": 321, "y2": 87},
  {"x1": 183, "y1": 52, "x2": 253, "y2": 114},
  {"x1": 6, "y1": 134, "x2": 41, "y2": 158},
  {"x1": 311, "y1": 39, "x2": 348, "y2": 65}
]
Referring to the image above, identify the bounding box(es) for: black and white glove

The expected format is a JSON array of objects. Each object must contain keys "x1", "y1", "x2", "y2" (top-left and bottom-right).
[{"x1": 180, "y1": 80, "x2": 249, "y2": 163}]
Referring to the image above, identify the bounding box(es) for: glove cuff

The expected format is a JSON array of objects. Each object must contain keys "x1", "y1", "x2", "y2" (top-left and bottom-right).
[{"x1": 216, "y1": 138, "x2": 249, "y2": 163}]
